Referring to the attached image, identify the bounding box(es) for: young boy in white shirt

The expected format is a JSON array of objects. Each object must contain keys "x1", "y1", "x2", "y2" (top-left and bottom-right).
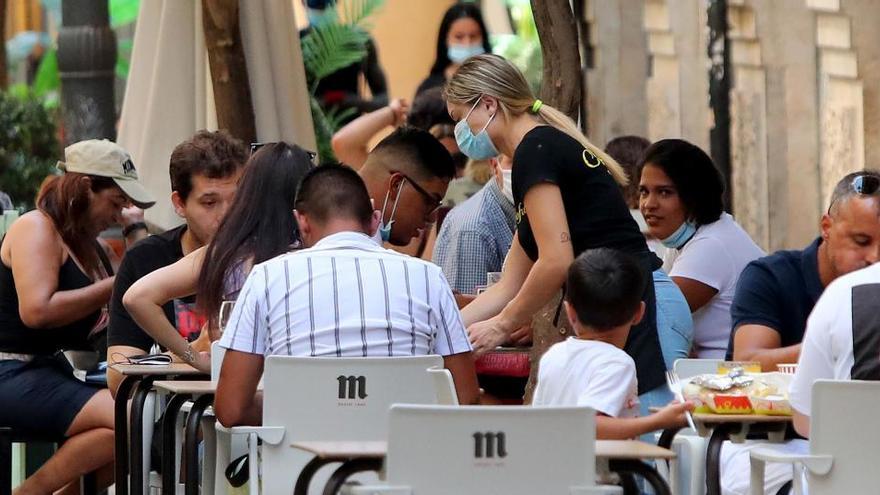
[{"x1": 532, "y1": 248, "x2": 693, "y2": 439}]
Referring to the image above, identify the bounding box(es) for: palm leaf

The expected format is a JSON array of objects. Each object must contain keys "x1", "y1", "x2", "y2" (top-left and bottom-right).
[
  {"x1": 301, "y1": 22, "x2": 370, "y2": 87},
  {"x1": 339, "y1": 0, "x2": 384, "y2": 27}
]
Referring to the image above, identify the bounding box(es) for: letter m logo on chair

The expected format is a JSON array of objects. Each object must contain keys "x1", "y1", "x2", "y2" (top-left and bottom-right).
[
  {"x1": 473, "y1": 432, "x2": 508, "y2": 458},
  {"x1": 337, "y1": 375, "x2": 368, "y2": 399}
]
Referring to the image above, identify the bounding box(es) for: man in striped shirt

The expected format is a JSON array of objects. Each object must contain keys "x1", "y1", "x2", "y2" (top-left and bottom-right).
[{"x1": 215, "y1": 164, "x2": 480, "y2": 426}]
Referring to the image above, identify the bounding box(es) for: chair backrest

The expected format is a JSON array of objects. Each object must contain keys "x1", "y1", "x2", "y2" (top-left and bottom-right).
[
  {"x1": 428, "y1": 368, "x2": 458, "y2": 405},
  {"x1": 260, "y1": 355, "x2": 447, "y2": 492},
  {"x1": 382, "y1": 405, "x2": 597, "y2": 495},
  {"x1": 673, "y1": 358, "x2": 722, "y2": 379},
  {"x1": 808, "y1": 380, "x2": 880, "y2": 494}
]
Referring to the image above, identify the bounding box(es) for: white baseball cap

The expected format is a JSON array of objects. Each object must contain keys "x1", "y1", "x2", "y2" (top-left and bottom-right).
[{"x1": 57, "y1": 139, "x2": 156, "y2": 209}]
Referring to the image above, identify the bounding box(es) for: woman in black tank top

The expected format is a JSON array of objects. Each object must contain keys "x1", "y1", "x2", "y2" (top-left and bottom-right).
[{"x1": 0, "y1": 139, "x2": 154, "y2": 493}]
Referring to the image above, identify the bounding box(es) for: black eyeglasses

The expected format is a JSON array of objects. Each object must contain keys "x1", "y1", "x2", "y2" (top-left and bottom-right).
[
  {"x1": 828, "y1": 173, "x2": 880, "y2": 213},
  {"x1": 250, "y1": 142, "x2": 317, "y2": 163},
  {"x1": 390, "y1": 170, "x2": 443, "y2": 215}
]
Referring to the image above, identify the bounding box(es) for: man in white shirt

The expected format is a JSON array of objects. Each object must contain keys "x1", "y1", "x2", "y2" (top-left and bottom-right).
[{"x1": 214, "y1": 164, "x2": 480, "y2": 426}]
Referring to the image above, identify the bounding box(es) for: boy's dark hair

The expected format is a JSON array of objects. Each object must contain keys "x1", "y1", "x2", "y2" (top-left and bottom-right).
[
  {"x1": 169, "y1": 130, "x2": 248, "y2": 201},
  {"x1": 369, "y1": 126, "x2": 455, "y2": 181},
  {"x1": 565, "y1": 248, "x2": 647, "y2": 331},
  {"x1": 640, "y1": 138, "x2": 725, "y2": 226},
  {"x1": 605, "y1": 135, "x2": 651, "y2": 209},
  {"x1": 295, "y1": 163, "x2": 373, "y2": 226}
]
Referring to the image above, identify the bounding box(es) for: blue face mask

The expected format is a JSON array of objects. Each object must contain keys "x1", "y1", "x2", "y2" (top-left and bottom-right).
[
  {"x1": 661, "y1": 220, "x2": 697, "y2": 249},
  {"x1": 455, "y1": 97, "x2": 498, "y2": 161},
  {"x1": 376, "y1": 177, "x2": 405, "y2": 243},
  {"x1": 447, "y1": 43, "x2": 485, "y2": 64}
]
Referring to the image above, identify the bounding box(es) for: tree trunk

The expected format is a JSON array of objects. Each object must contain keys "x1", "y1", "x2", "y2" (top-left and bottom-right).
[
  {"x1": 0, "y1": 0, "x2": 8, "y2": 90},
  {"x1": 530, "y1": 0, "x2": 582, "y2": 122},
  {"x1": 202, "y1": 0, "x2": 256, "y2": 144}
]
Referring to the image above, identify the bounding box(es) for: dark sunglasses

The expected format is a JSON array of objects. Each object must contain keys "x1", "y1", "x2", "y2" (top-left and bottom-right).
[
  {"x1": 389, "y1": 170, "x2": 443, "y2": 215},
  {"x1": 827, "y1": 173, "x2": 880, "y2": 213},
  {"x1": 250, "y1": 142, "x2": 317, "y2": 163}
]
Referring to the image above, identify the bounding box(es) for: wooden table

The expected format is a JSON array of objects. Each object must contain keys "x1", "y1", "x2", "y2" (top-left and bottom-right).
[
  {"x1": 658, "y1": 413, "x2": 793, "y2": 495},
  {"x1": 110, "y1": 363, "x2": 207, "y2": 495},
  {"x1": 291, "y1": 439, "x2": 677, "y2": 495}
]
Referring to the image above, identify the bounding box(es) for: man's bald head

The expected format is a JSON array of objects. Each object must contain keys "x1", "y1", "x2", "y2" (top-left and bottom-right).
[{"x1": 821, "y1": 170, "x2": 880, "y2": 283}]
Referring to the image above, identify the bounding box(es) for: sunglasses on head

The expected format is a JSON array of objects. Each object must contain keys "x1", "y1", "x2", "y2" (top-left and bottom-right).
[
  {"x1": 827, "y1": 173, "x2": 880, "y2": 213},
  {"x1": 249, "y1": 142, "x2": 317, "y2": 163}
]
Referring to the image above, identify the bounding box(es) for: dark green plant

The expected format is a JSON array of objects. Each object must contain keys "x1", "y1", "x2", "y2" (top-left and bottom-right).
[
  {"x1": 301, "y1": 0, "x2": 384, "y2": 163},
  {"x1": 0, "y1": 88, "x2": 61, "y2": 210}
]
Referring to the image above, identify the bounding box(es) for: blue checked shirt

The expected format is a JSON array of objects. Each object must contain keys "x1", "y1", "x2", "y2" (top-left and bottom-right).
[{"x1": 432, "y1": 180, "x2": 516, "y2": 295}]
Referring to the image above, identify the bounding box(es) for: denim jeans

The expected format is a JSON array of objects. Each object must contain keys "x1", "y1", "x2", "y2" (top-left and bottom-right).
[{"x1": 639, "y1": 269, "x2": 694, "y2": 417}]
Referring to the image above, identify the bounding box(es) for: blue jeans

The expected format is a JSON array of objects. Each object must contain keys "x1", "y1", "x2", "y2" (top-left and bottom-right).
[{"x1": 639, "y1": 270, "x2": 694, "y2": 417}]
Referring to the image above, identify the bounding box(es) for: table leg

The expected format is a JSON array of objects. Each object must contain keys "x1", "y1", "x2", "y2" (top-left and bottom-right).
[
  {"x1": 161, "y1": 393, "x2": 192, "y2": 495},
  {"x1": 294, "y1": 456, "x2": 338, "y2": 495},
  {"x1": 609, "y1": 459, "x2": 671, "y2": 495},
  {"x1": 114, "y1": 375, "x2": 141, "y2": 495},
  {"x1": 130, "y1": 377, "x2": 157, "y2": 495},
  {"x1": 706, "y1": 423, "x2": 741, "y2": 495},
  {"x1": 183, "y1": 394, "x2": 214, "y2": 495},
  {"x1": 322, "y1": 458, "x2": 383, "y2": 495}
]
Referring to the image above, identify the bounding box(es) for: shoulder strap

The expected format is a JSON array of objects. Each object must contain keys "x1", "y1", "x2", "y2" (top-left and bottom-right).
[{"x1": 94, "y1": 240, "x2": 115, "y2": 277}]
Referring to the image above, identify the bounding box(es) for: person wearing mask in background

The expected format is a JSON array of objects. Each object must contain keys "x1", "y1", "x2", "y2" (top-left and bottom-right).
[
  {"x1": 415, "y1": 3, "x2": 492, "y2": 97},
  {"x1": 107, "y1": 130, "x2": 248, "y2": 396},
  {"x1": 300, "y1": 0, "x2": 388, "y2": 120},
  {"x1": 606, "y1": 136, "x2": 693, "y2": 413},
  {"x1": 639, "y1": 139, "x2": 764, "y2": 359},
  {"x1": 434, "y1": 154, "x2": 515, "y2": 295},
  {"x1": 445, "y1": 54, "x2": 667, "y2": 405},
  {"x1": 0, "y1": 139, "x2": 155, "y2": 494}
]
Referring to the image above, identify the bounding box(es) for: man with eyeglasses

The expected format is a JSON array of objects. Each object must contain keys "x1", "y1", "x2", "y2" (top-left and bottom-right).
[
  {"x1": 721, "y1": 170, "x2": 880, "y2": 495},
  {"x1": 357, "y1": 127, "x2": 454, "y2": 248}
]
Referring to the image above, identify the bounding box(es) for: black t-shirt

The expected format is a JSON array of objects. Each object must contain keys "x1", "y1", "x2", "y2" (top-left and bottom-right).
[
  {"x1": 107, "y1": 226, "x2": 201, "y2": 352},
  {"x1": 512, "y1": 126, "x2": 652, "y2": 262},
  {"x1": 726, "y1": 238, "x2": 824, "y2": 359},
  {"x1": 512, "y1": 126, "x2": 665, "y2": 393}
]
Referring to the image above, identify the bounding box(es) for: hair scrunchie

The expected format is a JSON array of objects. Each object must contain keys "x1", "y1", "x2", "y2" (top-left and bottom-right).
[{"x1": 530, "y1": 99, "x2": 543, "y2": 114}]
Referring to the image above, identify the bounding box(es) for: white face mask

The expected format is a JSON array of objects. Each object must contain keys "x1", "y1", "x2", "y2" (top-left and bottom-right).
[{"x1": 501, "y1": 169, "x2": 513, "y2": 205}]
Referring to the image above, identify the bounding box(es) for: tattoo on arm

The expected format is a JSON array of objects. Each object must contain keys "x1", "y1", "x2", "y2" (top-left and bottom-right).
[{"x1": 561, "y1": 232, "x2": 571, "y2": 243}]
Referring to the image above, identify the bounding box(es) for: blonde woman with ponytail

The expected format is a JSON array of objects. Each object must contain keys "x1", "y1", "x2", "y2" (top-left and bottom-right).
[{"x1": 446, "y1": 54, "x2": 669, "y2": 403}]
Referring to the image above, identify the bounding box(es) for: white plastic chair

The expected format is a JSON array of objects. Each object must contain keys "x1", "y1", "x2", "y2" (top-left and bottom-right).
[
  {"x1": 352, "y1": 405, "x2": 621, "y2": 495},
  {"x1": 656, "y1": 358, "x2": 723, "y2": 495},
  {"x1": 222, "y1": 355, "x2": 453, "y2": 494},
  {"x1": 749, "y1": 379, "x2": 880, "y2": 494}
]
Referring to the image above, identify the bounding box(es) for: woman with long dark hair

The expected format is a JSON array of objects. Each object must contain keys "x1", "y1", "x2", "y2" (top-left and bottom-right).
[
  {"x1": 123, "y1": 142, "x2": 314, "y2": 368},
  {"x1": 415, "y1": 2, "x2": 492, "y2": 97},
  {"x1": 0, "y1": 139, "x2": 155, "y2": 493}
]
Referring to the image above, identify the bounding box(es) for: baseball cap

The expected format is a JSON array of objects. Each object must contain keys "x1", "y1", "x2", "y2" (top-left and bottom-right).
[{"x1": 57, "y1": 139, "x2": 156, "y2": 209}]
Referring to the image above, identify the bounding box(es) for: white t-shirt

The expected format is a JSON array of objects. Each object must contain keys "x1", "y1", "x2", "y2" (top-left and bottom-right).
[
  {"x1": 532, "y1": 337, "x2": 639, "y2": 418},
  {"x1": 789, "y1": 262, "x2": 880, "y2": 416},
  {"x1": 664, "y1": 213, "x2": 765, "y2": 358}
]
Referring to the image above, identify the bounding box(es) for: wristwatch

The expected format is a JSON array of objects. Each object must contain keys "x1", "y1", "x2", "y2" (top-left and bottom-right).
[{"x1": 180, "y1": 344, "x2": 195, "y2": 364}]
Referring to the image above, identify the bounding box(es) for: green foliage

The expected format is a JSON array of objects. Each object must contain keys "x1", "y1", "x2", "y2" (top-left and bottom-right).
[
  {"x1": 110, "y1": 0, "x2": 141, "y2": 28},
  {"x1": 0, "y1": 90, "x2": 61, "y2": 210},
  {"x1": 301, "y1": 0, "x2": 384, "y2": 163},
  {"x1": 492, "y1": 0, "x2": 542, "y2": 94}
]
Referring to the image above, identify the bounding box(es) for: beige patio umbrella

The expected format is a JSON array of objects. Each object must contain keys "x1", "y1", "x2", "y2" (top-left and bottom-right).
[{"x1": 117, "y1": 0, "x2": 316, "y2": 230}]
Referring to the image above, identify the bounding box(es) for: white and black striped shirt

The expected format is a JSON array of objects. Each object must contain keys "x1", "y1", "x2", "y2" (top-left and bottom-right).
[{"x1": 219, "y1": 231, "x2": 472, "y2": 358}]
